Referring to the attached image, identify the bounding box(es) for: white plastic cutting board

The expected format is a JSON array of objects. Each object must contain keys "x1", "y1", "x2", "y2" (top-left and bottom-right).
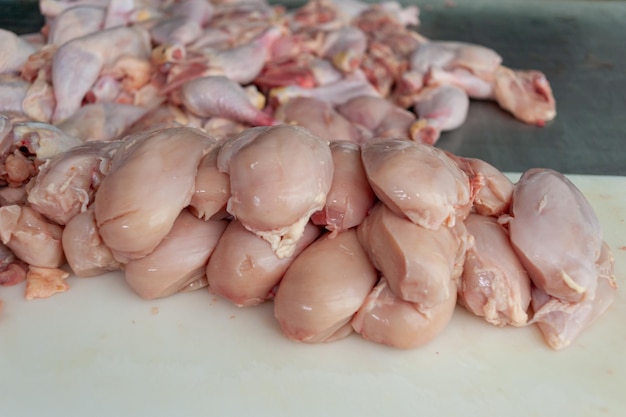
[{"x1": 1, "y1": 174, "x2": 625, "y2": 417}]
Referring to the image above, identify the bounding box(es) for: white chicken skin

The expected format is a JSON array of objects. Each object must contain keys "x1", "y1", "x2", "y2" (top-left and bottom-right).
[
  {"x1": 217, "y1": 125, "x2": 333, "y2": 258},
  {"x1": 180, "y1": 75, "x2": 277, "y2": 126},
  {"x1": 94, "y1": 127, "x2": 216, "y2": 263},
  {"x1": 274, "y1": 228, "x2": 377, "y2": 343},
  {"x1": 51, "y1": 25, "x2": 151, "y2": 123}
]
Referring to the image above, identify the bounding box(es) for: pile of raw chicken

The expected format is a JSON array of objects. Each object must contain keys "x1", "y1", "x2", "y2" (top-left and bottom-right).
[{"x1": 0, "y1": 0, "x2": 616, "y2": 350}]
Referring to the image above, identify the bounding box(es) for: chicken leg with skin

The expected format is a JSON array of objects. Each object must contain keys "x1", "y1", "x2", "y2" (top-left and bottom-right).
[
  {"x1": 181, "y1": 76, "x2": 277, "y2": 127},
  {"x1": 51, "y1": 25, "x2": 151, "y2": 123}
]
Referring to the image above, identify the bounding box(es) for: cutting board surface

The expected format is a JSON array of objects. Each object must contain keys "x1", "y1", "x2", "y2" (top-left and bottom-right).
[{"x1": 1, "y1": 174, "x2": 625, "y2": 417}]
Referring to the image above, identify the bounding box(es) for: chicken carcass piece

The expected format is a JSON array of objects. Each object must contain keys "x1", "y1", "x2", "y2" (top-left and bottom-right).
[
  {"x1": 336, "y1": 95, "x2": 417, "y2": 140},
  {"x1": 0, "y1": 75, "x2": 30, "y2": 115},
  {"x1": 460, "y1": 214, "x2": 531, "y2": 327},
  {"x1": 411, "y1": 84, "x2": 470, "y2": 145},
  {"x1": 0, "y1": 29, "x2": 37, "y2": 74},
  {"x1": 27, "y1": 140, "x2": 118, "y2": 225},
  {"x1": 0, "y1": 205, "x2": 65, "y2": 268},
  {"x1": 274, "y1": 229, "x2": 377, "y2": 343},
  {"x1": 270, "y1": 70, "x2": 381, "y2": 107},
  {"x1": 181, "y1": 76, "x2": 276, "y2": 126},
  {"x1": 321, "y1": 26, "x2": 367, "y2": 73},
  {"x1": 207, "y1": 220, "x2": 321, "y2": 307},
  {"x1": 47, "y1": 6, "x2": 106, "y2": 46},
  {"x1": 125, "y1": 210, "x2": 228, "y2": 300},
  {"x1": 493, "y1": 66, "x2": 556, "y2": 126},
  {"x1": 447, "y1": 155, "x2": 514, "y2": 217},
  {"x1": 94, "y1": 127, "x2": 216, "y2": 263},
  {"x1": 62, "y1": 208, "x2": 121, "y2": 277},
  {"x1": 352, "y1": 277, "x2": 457, "y2": 350},
  {"x1": 51, "y1": 25, "x2": 151, "y2": 123},
  {"x1": 357, "y1": 202, "x2": 459, "y2": 309},
  {"x1": 189, "y1": 145, "x2": 231, "y2": 221},
  {"x1": 9, "y1": 121, "x2": 83, "y2": 159},
  {"x1": 202, "y1": 26, "x2": 283, "y2": 85},
  {"x1": 530, "y1": 241, "x2": 617, "y2": 350},
  {"x1": 0, "y1": 242, "x2": 28, "y2": 286},
  {"x1": 361, "y1": 138, "x2": 472, "y2": 229},
  {"x1": 56, "y1": 103, "x2": 149, "y2": 142},
  {"x1": 504, "y1": 168, "x2": 602, "y2": 303},
  {"x1": 22, "y1": 69, "x2": 56, "y2": 123},
  {"x1": 218, "y1": 125, "x2": 333, "y2": 258},
  {"x1": 311, "y1": 141, "x2": 375, "y2": 236},
  {"x1": 409, "y1": 41, "x2": 502, "y2": 82},
  {"x1": 274, "y1": 97, "x2": 362, "y2": 143}
]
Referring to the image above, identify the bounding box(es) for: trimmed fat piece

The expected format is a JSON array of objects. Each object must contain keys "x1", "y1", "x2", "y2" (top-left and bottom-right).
[
  {"x1": 218, "y1": 125, "x2": 333, "y2": 258},
  {"x1": 94, "y1": 127, "x2": 216, "y2": 263},
  {"x1": 361, "y1": 137, "x2": 471, "y2": 229},
  {"x1": 274, "y1": 229, "x2": 377, "y2": 343},
  {"x1": 504, "y1": 168, "x2": 602, "y2": 302}
]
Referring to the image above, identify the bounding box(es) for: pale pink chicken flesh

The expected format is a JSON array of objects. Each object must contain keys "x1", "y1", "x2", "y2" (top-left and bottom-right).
[
  {"x1": 218, "y1": 124, "x2": 333, "y2": 258},
  {"x1": 0, "y1": 205, "x2": 65, "y2": 268},
  {"x1": 124, "y1": 210, "x2": 228, "y2": 300},
  {"x1": 26, "y1": 140, "x2": 118, "y2": 225},
  {"x1": 411, "y1": 84, "x2": 470, "y2": 145},
  {"x1": 336, "y1": 95, "x2": 417, "y2": 140},
  {"x1": 461, "y1": 214, "x2": 531, "y2": 327},
  {"x1": 493, "y1": 66, "x2": 556, "y2": 126},
  {"x1": 311, "y1": 141, "x2": 375, "y2": 236},
  {"x1": 503, "y1": 168, "x2": 602, "y2": 303},
  {"x1": 207, "y1": 220, "x2": 321, "y2": 307},
  {"x1": 274, "y1": 229, "x2": 378, "y2": 343},
  {"x1": 94, "y1": 127, "x2": 216, "y2": 263},
  {"x1": 188, "y1": 145, "x2": 231, "y2": 221},
  {"x1": 352, "y1": 277, "x2": 457, "y2": 350},
  {"x1": 357, "y1": 202, "x2": 460, "y2": 309},
  {"x1": 274, "y1": 97, "x2": 363, "y2": 143},
  {"x1": 447, "y1": 154, "x2": 514, "y2": 217},
  {"x1": 361, "y1": 137, "x2": 472, "y2": 230},
  {"x1": 61, "y1": 208, "x2": 121, "y2": 277},
  {"x1": 530, "y1": 241, "x2": 617, "y2": 350}
]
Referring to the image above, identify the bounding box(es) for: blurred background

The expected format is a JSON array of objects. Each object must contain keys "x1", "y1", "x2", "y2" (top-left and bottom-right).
[{"x1": 1, "y1": 0, "x2": 625, "y2": 175}]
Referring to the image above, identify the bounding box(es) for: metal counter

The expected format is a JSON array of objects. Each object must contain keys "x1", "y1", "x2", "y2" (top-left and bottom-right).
[{"x1": 1, "y1": 0, "x2": 625, "y2": 175}]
